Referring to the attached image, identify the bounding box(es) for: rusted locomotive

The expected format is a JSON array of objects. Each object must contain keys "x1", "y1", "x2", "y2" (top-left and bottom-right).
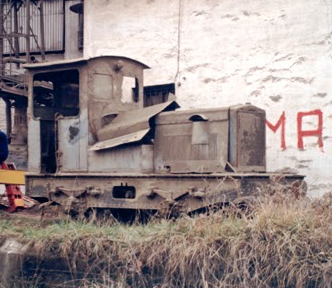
[{"x1": 24, "y1": 56, "x2": 305, "y2": 217}]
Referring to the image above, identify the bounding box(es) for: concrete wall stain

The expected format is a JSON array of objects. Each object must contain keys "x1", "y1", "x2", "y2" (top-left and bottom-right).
[{"x1": 269, "y1": 95, "x2": 282, "y2": 102}]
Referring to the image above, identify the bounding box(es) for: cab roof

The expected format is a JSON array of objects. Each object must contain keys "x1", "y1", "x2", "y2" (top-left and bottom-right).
[{"x1": 23, "y1": 55, "x2": 150, "y2": 70}]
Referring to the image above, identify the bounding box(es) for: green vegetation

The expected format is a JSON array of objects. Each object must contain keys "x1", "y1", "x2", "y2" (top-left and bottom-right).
[{"x1": 1, "y1": 192, "x2": 332, "y2": 287}]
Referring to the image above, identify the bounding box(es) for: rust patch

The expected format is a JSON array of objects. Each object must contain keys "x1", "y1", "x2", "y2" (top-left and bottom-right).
[
  {"x1": 68, "y1": 123, "x2": 80, "y2": 144},
  {"x1": 69, "y1": 126, "x2": 79, "y2": 140}
]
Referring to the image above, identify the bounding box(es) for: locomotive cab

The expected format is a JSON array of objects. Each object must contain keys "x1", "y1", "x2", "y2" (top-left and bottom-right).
[{"x1": 25, "y1": 56, "x2": 168, "y2": 174}]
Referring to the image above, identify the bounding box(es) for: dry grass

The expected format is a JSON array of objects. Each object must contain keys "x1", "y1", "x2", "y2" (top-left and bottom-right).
[{"x1": 1, "y1": 191, "x2": 332, "y2": 287}]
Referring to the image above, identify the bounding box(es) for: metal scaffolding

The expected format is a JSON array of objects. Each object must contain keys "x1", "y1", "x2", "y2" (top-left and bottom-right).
[
  {"x1": 0, "y1": 0, "x2": 46, "y2": 60},
  {"x1": 0, "y1": 0, "x2": 47, "y2": 83},
  {"x1": 0, "y1": 0, "x2": 47, "y2": 143}
]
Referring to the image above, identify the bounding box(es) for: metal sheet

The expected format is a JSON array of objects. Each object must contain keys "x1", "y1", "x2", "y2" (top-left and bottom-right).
[
  {"x1": 229, "y1": 104, "x2": 266, "y2": 172},
  {"x1": 97, "y1": 100, "x2": 179, "y2": 141},
  {"x1": 87, "y1": 144, "x2": 153, "y2": 173},
  {"x1": 0, "y1": 170, "x2": 25, "y2": 185},
  {"x1": 27, "y1": 118, "x2": 40, "y2": 172},
  {"x1": 90, "y1": 129, "x2": 150, "y2": 151},
  {"x1": 154, "y1": 108, "x2": 229, "y2": 173},
  {"x1": 58, "y1": 118, "x2": 83, "y2": 171},
  {"x1": 155, "y1": 107, "x2": 229, "y2": 124}
]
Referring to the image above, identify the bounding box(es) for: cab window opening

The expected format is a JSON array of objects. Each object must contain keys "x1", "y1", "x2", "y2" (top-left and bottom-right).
[
  {"x1": 122, "y1": 77, "x2": 139, "y2": 103},
  {"x1": 33, "y1": 69, "x2": 80, "y2": 119}
]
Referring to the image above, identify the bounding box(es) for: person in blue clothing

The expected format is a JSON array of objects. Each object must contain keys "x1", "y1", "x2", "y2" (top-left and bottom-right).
[{"x1": 0, "y1": 130, "x2": 9, "y2": 164}]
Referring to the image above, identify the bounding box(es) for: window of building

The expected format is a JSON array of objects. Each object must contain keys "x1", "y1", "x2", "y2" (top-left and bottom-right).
[{"x1": 1, "y1": 0, "x2": 65, "y2": 56}]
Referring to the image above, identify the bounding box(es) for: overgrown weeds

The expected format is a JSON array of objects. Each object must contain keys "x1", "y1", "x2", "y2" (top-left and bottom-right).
[{"x1": 1, "y1": 192, "x2": 332, "y2": 287}]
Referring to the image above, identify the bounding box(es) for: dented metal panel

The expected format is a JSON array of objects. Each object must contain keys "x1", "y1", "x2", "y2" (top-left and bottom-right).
[
  {"x1": 155, "y1": 107, "x2": 229, "y2": 124},
  {"x1": 90, "y1": 129, "x2": 150, "y2": 151},
  {"x1": 97, "y1": 101, "x2": 180, "y2": 142}
]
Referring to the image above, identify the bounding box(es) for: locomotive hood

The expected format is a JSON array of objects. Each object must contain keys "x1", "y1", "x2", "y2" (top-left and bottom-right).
[{"x1": 90, "y1": 101, "x2": 180, "y2": 151}]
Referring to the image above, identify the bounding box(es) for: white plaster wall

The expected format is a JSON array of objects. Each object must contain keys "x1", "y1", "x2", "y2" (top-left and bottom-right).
[{"x1": 84, "y1": 0, "x2": 332, "y2": 196}]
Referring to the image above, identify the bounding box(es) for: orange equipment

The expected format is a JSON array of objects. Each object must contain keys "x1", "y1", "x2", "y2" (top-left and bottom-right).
[{"x1": 0, "y1": 162, "x2": 25, "y2": 212}]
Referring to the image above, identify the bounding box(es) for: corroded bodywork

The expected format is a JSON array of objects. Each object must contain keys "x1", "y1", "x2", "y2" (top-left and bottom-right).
[{"x1": 24, "y1": 56, "x2": 305, "y2": 216}]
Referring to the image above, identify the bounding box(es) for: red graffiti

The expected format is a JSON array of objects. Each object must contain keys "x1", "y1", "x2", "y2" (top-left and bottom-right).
[
  {"x1": 297, "y1": 110, "x2": 323, "y2": 149},
  {"x1": 266, "y1": 109, "x2": 324, "y2": 150},
  {"x1": 266, "y1": 112, "x2": 286, "y2": 150}
]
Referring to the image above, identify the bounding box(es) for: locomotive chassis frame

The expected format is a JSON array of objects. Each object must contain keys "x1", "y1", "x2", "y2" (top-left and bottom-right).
[{"x1": 26, "y1": 172, "x2": 306, "y2": 216}]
